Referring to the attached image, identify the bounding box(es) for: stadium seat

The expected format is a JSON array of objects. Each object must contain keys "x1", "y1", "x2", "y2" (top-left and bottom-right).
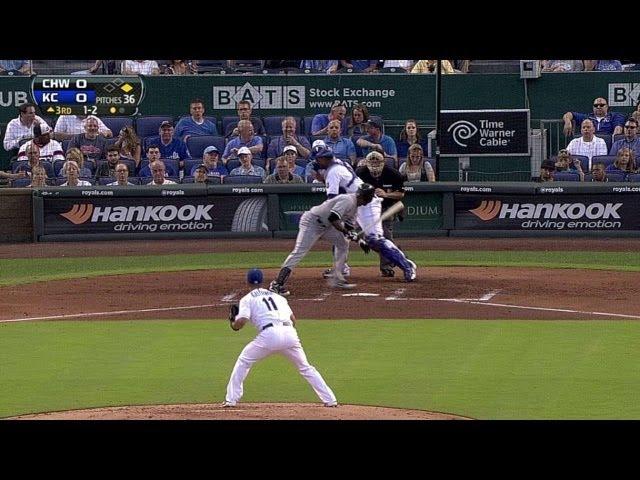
[
  {"x1": 195, "y1": 60, "x2": 230, "y2": 74},
  {"x1": 303, "y1": 116, "x2": 315, "y2": 136},
  {"x1": 232, "y1": 60, "x2": 264, "y2": 73},
  {"x1": 295, "y1": 158, "x2": 309, "y2": 168},
  {"x1": 591, "y1": 155, "x2": 616, "y2": 168},
  {"x1": 569, "y1": 155, "x2": 589, "y2": 171},
  {"x1": 252, "y1": 158, "x2": 265, "y2": 168},
  {"x1": 222, "y1": 116, "x2": 239, "y2": 135},
  {"x1": 223, "y1": 175, "x2": 264, "y2": 184},
  {"x1": 62, "y1": 139, "x2": 71, "y2": 153},
  {"x1": 14, "y1": 160, "x2": 54, "y2": 177},
  {"x1": 186, "y1": 135, "x2": 225, "y2": 158},
  {"x1": 613, "y1": 134, "x2": 625, "y2": 143},
  {"x1": 627, "y1": 173, "x2": 640, "y2": 182},
  {"x1": 384, "y1": 158, "x2": 396, "y2": 169},
  {"x1": 11, "y1": 177, "x2": 32, "y2": 187},
  {"x1": 102, "y1": 117, "x2": 133, "y2": 135},
  {"x1": 98, "y1": 177, "x2": 115, "y2": 185},
  {"x1": 135, "y1": 116, "x2": 174, "y2": 138},
  {"x1": 181, "y1": 176, "x2": 195, "y2": 183},
  {"x1": 263, "y1": 116, "x2": 302, "y2": 136},
  {"x1": 226, "y1": 159, "x2": 240, "y2": 171},
  {"x1": 184, "y1": 159, "x2": 203, "y2": 175},
  {"x1": 553, "y1": 172, "x2": 580, "y2": 181},
  {"x1": 605, "y1": 172, "x2": 625, "y2": 182}
]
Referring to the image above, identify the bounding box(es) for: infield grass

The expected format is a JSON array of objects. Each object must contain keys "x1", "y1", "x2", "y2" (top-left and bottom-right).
[
  {"x1": 1, "y1": 250, "x2": 639, "y2": 286},
  {"x1": 2, "y1": 319, "x2": 640, "y2": 420}
]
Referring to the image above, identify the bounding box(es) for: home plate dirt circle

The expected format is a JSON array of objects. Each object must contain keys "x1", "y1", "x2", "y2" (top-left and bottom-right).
[{"x1": 9, "y1": 403, "x2": 470, "y2": 420}]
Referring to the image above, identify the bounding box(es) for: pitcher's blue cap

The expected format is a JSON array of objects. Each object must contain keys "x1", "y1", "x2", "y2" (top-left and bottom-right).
[{"x1": 247, "y1": 268, "x2": 263, "y2": 285}]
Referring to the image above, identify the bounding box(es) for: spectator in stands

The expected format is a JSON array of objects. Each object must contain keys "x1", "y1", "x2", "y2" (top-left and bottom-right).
[
  {"x1": 632, "y1": 102, "x2": 640, "y2": 123},
  {"x1": 0, "y1": 168, "x2": 25, "y2": 182},
  {"x1": 538, "y1": 159, "x2": 556, "y2": 182},
  {"x1": 264, "y1": 156, "x2": 304, "y2": 184},
  {"x1": 606, "y1": 148, "x2": 636, "y2": 176},
  {"x1": 163, "y1": 60, "x2": 196, "y2": 75},
  {"x1": 584, "y1": 60, "x2": 623, "y2": 71},
  {"x1": 266, "y1": 117, "x2": 310, "y2": 171},
  {"x1": 282, "y1": 145, "x2": 306, "y2": 177},
  {"x1": 382, "y1": 60, "x2": 415, "y2": 72},
  {"x1": 610, "y1": 118, "x2": 640, "y2": 157},
  {"x1": 191, "y1": 145, "x2": 228, "y2": 179},
  {"x1": 175, "y1": 98, "x2": 218, "y2": 142},
  {"x1": 69, "y1": 117, "x2": 109, "y2": 162},
  {"x1": 122, "y1": 60, "x2": 160, "y2": 75},
  {"x1": 340, "y1": 60, "x2": 378, "y2": 72},
  {"x1": 566, "y1": 119, "x2": 608, "y2": 164},
  {"x1": 323, "y1": 120, "x2": 356, "y2": 164},
  {"x1": 53, "y1": 114, "x2": 112, "y2": 141},
  {"x1": 228, "y1": 146, "x2": 266, "y2": 180},
  {"x1": 311, "y1": 102, "x2": 348, "y2": 136},
  {"x1": 554, "y1": 149, "x2": 585, "y2": 181},
  {"x1": 3, "y1": 103, "x2": 47, "y2": 161},
  {"x1": 17, "y1": 122, "x2": 64, "y2": 163},
  {"x1": 0, "y1": 60, "x2": 32, "y2": 75},
  {"x1": 63, "y1": 148, "x2": 92, "y2": 178},
  {"x1": 107, "y1": 163, "x2": 134, "y2": 186},
  {"x1": 222, "y1": 119, "x2": 263, "y2": 164},
  {"x1": 26, "y1": 165, "x2": 46, "y2": 187},
  {"x1": 139, "y1": 145, "x2": 179, "y2": 178},
  {"x1": 193, "y1": 164, "x2": 213, "y2": 183},
  {"x1": 146, "y1": 121, "x2": 190, "y2": 169},
  {"x1": 88, "y1": 60, "x2": 120, "y2": 75},
  {"x1": 346, "y1": 103, "x2": 369, "y2": 137},
  {"x1": 356, "y1": 119, "x2": 398, "y2": 166},
  {"x1": 61, "y1": 160, "x2": 92, "y2": 186},
  {"x1": 224, "y1": 100, "x2": 265, "y2": 138},
  {"x1": 146, "y1": 160, "x2": 177, "y2": 185},
  {"x1": 563, "y1": 97, "x2": 625, "y2": 137},
  {"x1": 300, "y1": 60, "x2": 338, "y2": 73},
  {"x1": 96, "y1": 146, "x2": 123, "y2": 178},
  {"x1": 396, "y1": 119, "x2": 428, "y2": 159},
  {"x1": 399, "y1": 144, "x2": 435, "y2": 182},
  {"x1": 541, "y1": 60, "x2": 584, "y2": 72},
  {"x1": 589, "y1": 162, "x2": 608, "y2": 182},
  {"x1": 411, "y1": 60, "x2": 455, "y2": 74},
  {"x1": 114, "y1": 125, "x2": 141, "y2": 168},
  {"x1": 15, "y1": 143, "x2": 43, "y2": 177}
]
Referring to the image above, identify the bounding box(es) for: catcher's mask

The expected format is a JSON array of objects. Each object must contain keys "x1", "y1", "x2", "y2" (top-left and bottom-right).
[
  {"x1": 366, "y1": 151, "x2": 385, "y2": 177},
  {"x1": 247, "y1": 268, "x2": 263, "y2": 285}
]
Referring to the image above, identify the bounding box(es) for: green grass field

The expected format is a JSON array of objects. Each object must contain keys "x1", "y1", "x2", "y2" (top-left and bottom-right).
[{"x1": 1, "y1": 250, "x2": 639, "y2": 419}]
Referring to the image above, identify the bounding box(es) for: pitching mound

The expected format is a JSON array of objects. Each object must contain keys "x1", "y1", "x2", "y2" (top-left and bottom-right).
[{"x1": 9, "y1": 403, "x2": 470, "y2": 420}]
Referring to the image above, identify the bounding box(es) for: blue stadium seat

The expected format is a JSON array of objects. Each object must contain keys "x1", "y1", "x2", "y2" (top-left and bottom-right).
[
  {"x1": 591, "y1": 155, "x2": 616, "y2": 168},
  {"x1": 605, "y1": 172, "x2": 625, "y2": 182},
  {"x1": 303, "y1": 116, "x2": 315, "y2": 136},
  {"x1": 62, "y1": 139, "x2": 71, "y2": 153},
  {"x1": 98, "y1": 177, "x2": 115, "y2": 185},
  {"x1": 627, "y1": 173, "x2": 640, "y2": 182},
  {"x1": 252, "y1": 158, "x2": 265, "y2": 168},
  {"x1": 232, "y1": 60, "x2": 264, "y2": 73},
  {"x1": 84, "y1": 159, "x2": 97, "y2": 174},
  {"x1": 184, "y1": 159, "x2": 203, "y2": 175},
  {"x1": 384, "y1": 158, "x2": 396, "y2": 169},
  {"x1": 223, "y1": 175, "x2": 264, "y2": 184},
  {"x1": 195, "y1": 60, "x2": 230, "y2": 73},
  {"x1": 181, "y1": 176, "x2": 195, "y2": 183},
  {"x1": 11, "y1": 177, "x2": 32, "y2": 187},
  {"x1": 53, "y1": 159, "x2": 66, "y2": 176},
  {"x1": 263, "y1": 116, "x2": 302, "y2": 136},
  {"x1": 13, "y1": 161, "x2": 55, "y2": 178},
  {"x1": 102, "y1": 117, "x2": 133, "y2": 135},
  {"x1": 222, "y1": 116, "x2": 239, "y2": 135},
  {"x1": 553, "y1": 172, "x2": 580, "y2": 181},
  {"x1": 186, "y1": 135, "x2": 225, "y2": 158},
  {"x1": 135, "y1": 116, "x2": 174, "y2": 138},
  {"x1": 613, "y1": 134, "x2": 625, "y2": 143},
  {"x1": 295, "y1": 158, "x2": 309, "y2": 168},
  {"x1": 226, "y1": 159, "x2": 240, "y2": 171},
  {"x1": 568, "y1": 155, "x2": 589, "y2": 171}
]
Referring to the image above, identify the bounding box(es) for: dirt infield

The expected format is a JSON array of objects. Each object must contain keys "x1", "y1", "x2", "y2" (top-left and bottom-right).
[{"x1": 3, "y1": 236, "x2": 639, "y2": 419}]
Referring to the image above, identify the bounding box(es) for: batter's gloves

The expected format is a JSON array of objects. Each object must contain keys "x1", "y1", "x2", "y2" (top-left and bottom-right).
[
  {"x1": 345, "y1": 230, "x2": 359, "y2": 242},
  {"x1": 358, "y1": 239, "x2": 371, "y2": 254}
]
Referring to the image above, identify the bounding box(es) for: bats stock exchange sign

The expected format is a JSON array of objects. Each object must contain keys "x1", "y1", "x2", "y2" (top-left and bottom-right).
[{"x1": 440, "y1": 109, "x2": 530, "y2": 157}]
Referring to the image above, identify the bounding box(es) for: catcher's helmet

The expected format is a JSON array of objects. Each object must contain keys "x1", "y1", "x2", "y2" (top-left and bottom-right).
[
  {"x1": 356, "y1": 183, "x2": 375, "y2": 202},
  {"x1": 313, "y1": 146, "x2": 334, "y2": 159}
]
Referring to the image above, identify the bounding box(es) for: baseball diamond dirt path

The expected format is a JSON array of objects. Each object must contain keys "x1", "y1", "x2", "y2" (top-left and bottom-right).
[{"x1": 3, "y1": 237, "x2": 638, "y2": 420}]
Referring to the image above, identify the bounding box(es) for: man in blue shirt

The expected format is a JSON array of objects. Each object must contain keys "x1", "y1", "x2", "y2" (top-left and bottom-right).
[
  {"x1": 563, "y1": 97, "x2": 625, "y2": 136},
  {"x1": 222, "y1": 120, "x2": 263, "y2": 164},
  {"x1": 323, "y1": 119, "x2": 356, "y2": 164},
  {"x1": 311, "y1": 102, "x2": 348, "y2": 136},
  {"x1": 191, "y1": 145, "x2": 228, "y2": 179},
  {"x1": 174, "y1": 98, "x2": 218, "y2": 142},
  {"x1": 610, "y1": 118, "x2": 640, "y2": 157},
  {"x1": 138, "y1": 145, "x2": 179, "y2": 178},
  {"x1": 145, "y1": 121, "x2": 191, "y2": 170},
  {"x1": 356, "y1": 119, "x2": 398, "y2": 166}
]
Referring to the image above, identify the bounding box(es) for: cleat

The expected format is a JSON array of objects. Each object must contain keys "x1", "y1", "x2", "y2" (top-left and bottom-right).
[
  {"x1": 322, "y1": 264, "x2": 351, "y2": 278},
  {"x1": 380, "y1": 268, "x2": 395, "y2": 278},
  {"x1": 221, "y1": 401, "x2": 236, "y2": 408},
  {"x1": 269, "y1": 281, "x2": 290, "y2": 296},
  {"x1": 324, "y1": 402, "x2": 339, "y2": 407},
  {"x1": 327, "y1": 277, "x2": 357, "y2": 289},
  {"x1": 404, "y1": 260, "x2": 417, "y2": 282}
]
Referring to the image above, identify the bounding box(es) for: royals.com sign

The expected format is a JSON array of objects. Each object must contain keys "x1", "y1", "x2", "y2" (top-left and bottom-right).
[{"x1": 440, "y1": 109, "x2": 530, "y2": 157}]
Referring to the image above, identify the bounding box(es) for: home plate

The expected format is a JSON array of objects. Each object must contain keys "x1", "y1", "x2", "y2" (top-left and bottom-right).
[{"x1": 342, "y1": 293, "x2": 380, "y2": 297}]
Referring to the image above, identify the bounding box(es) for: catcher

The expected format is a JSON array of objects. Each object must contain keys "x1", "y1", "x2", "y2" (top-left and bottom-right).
[{"x1": 222, "y1": 268, "x2": 338, "y2": 408}]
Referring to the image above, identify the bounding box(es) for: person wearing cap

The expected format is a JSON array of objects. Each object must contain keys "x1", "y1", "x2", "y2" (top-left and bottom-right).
[
  {"x1": 264, "y1": 156, "x2": 304, "y2": 184},
  {"x1": 224, "y1": 100, "x2": 265, "y2": 138},
  {"x1": 323, "y1": 119, "x2": 356, "y2": 165},
  {"x1": 310, "y1": 102, "x2": 348, "y2": 137},
  {"x1": 68, "y1": 117, "x2": 109, "y2": 162},
  {"x1": 356, "y1": 119, "x2": 398, "y2": 166},
  {"x1": 193, "y1": 164, "x2": 209, "y2": 184},
  {"x1": 281, "y1": 145, "x2": 306, "y2": 177},
  {"x1": 3, "y1": 103, "x2": 48, "y2": 161},
  {"x1": 174, "y1": 98, "x2": 218, "y2": 142},
  {"x1": 53, "y1": 114, "x2": 112, "y2": 141},
  {"x1": 538, "y1": 159, "x2": 556, "y2": 182},
  {"x1": 17, "y1": 121, "x2": 65, "y2": 163},
  {"x1": 562, "y1": 97, "x2": 625, "y2": 137},
  {"x1": 266, "y1": 117, "x2": 311, "y2": 172},
  {"x1": 190, "y1": 145, "x2": 228, "y2": 178},
  {"x1": 144, "y1": 121, "x2": 191, "y2": 169},
  {"x1": 228, "y1": 146, "x2": 266, "y2": 180},
  {"x1": 222, "y1": 120, "x2": 263, "y2": 164},
  {"x1": 222, "y1": 268, "x2": 338, "y2": 408}
]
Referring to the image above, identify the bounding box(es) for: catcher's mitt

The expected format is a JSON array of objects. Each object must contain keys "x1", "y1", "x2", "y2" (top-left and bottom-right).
[
  {"x1": 228, "y1": 304, "x2": 239, "y2": 324},
  {"x1": 358, "y1": 238, "x2": 370, "y2": 254}
]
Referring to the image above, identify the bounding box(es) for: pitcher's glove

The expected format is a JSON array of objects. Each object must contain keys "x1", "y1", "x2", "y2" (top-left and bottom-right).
[
  {"x1": 358, "y1": 239, "x2": 370, "y2": 254},
  {"x1": 228, "y1": 304, "x2": 239, "y2": 325}
]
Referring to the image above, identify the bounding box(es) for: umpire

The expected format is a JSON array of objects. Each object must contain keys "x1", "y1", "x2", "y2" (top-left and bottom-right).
[{"x1": 356, "y1": 151, "x2": 405, "y2": 277}]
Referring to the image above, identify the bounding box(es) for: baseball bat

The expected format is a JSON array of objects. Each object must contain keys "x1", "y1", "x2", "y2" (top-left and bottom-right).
[{"x1": 356, "y1": 201, "x2": 405, "y2": 235}]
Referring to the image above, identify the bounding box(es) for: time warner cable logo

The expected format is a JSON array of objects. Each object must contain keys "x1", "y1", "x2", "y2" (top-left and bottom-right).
[{"x1": 447, "y1": 121, "x2": 478, "y2": 147}]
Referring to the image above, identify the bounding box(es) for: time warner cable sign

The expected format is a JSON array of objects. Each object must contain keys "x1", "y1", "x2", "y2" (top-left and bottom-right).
[{"x1": 440, "y1": 109, "x2": 530, "y2": 156}]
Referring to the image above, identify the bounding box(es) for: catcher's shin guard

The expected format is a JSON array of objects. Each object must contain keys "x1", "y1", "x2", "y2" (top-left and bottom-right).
[{"x1": 368, "y1": 236, "x2": 413, "y2": 272}]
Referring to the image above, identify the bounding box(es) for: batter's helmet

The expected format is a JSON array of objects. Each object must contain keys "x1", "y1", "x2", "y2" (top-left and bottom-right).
[
  {"x1": 356, "y1": 183, "x2": 375, "y2": 202},
  {"x1": 247, "y1": 268, "x2": 263, "y2": 285}
]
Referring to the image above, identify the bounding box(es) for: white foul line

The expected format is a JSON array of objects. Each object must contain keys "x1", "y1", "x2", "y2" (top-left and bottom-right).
[{"x1": 386, "y1": 288, "x2": 406, "y2": 300}]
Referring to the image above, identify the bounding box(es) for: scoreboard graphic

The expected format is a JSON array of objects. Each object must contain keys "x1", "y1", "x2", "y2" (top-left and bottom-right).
[{"x1": 31, "y1": 76, "x2": 145, "y2": 116}]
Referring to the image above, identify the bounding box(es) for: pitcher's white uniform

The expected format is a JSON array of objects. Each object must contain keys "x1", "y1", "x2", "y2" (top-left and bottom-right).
[{"x1": 224, "y1": 288, "x2": 337, "y2": 406}]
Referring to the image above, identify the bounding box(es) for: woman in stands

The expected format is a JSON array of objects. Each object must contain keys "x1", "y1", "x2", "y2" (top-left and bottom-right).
[
  {"x1": 61, "y1": 160, "x2": 92, "y2": 186},
  {"x1": 27, "y1": 165, "x2": 47, "y2": 187},
  {"x1": 164, "y1": 60, "x2": 196, "y2": 75},
  {"x1": 346, "y1": 103, "x2": 369, "y2": 137},
  {"x1": 399, "y1": 144, "x2": 435, "y2": 182},
  {"x1": 606, "y1": 147, "x2": 636, "y2": 177},
  {"x1": 62, "y1": 148, "x2": 92, "y2": 178},
  {"x1": 397, "y1": 119, "x2": 428, "y2": 159},
  {"x1": 114, "y1": 126, "x2": 141, "y2": 168},
  {"x1": 554, "y1": 148, "x2": 585, "y2": 181}
]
